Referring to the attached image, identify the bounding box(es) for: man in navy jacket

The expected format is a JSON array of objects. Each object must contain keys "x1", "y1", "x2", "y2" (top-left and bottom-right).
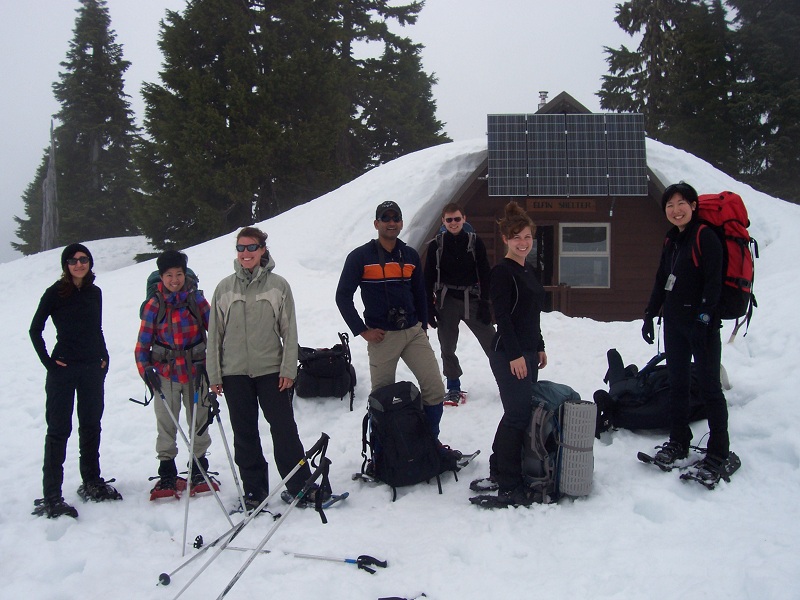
[{"x1": 336, "y1": 202, "x2": 457, "y2": 457}]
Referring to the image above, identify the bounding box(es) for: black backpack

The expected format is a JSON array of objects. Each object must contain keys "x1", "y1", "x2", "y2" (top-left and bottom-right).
[
  {"x1": 594, "y1": 349, "x2": 706, "y2": 437},
  {"x1": 360, "y1": 381, "x2": 444, "y2": 501},
  {"x1": 523, "y1": 381, "x2": 596, "y2": 503},
  {"x1": 295, "y1": 332, "x2": 357, "y2": 410}
]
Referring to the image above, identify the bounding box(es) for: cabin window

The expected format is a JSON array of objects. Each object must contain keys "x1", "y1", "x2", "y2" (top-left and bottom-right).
[{"x1": 558, "y1": 223, "x2": 610, "y2": 288}]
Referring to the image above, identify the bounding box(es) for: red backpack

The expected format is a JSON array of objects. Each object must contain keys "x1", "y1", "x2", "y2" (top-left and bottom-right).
[{"x1": 692, "y1": 191, "x2": 758, "y2": 337}]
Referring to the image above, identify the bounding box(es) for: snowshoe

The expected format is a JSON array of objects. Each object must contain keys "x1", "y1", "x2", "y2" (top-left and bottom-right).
[
  {"x1": 680, "y1": 452, "x2": 741, "y2": 490},
  {"x1": 470, "y1": 486, "x2": 534, "y2": 509},
  {"x1": 77, "y1": 478, "x2": 123, "y2": 502},
  {"x1": 280, "y1": 487, "x2": 349, "y2": 509},
  {"x1": 457, "y1": 450, "x2": 480, "y2": 469},
  {"x1": 32, "y1": 496, "x2": 79, "y2": 519},
  {"x1": 189, "y1": 473, "x2": 220, "y2": 496},
  {"x1": 443, "y1": 390, "x2": 467, "y2": 406},
  {"x1": 469, "y1": 476, "x2": 499, "y2": 492},
  {"x1": 149, "y1": 476, "x2": 187, "y2": 501}
]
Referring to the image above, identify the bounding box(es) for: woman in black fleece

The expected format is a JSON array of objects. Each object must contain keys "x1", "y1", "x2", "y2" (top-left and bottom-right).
[
  {"x1": 483, "y1": 201, "x2": 548, "y2": 506},
  {"x1": 642, "y1": 182, "x2": 737, "y2": 480},
  {"x1": 29, "y1": 243, "x2": 119, "y2": 519}
]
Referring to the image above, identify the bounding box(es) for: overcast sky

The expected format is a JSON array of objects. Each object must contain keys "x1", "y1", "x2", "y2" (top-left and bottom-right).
[{"x1": 0, "y1": 0, "x2": 636, "y2": 263}]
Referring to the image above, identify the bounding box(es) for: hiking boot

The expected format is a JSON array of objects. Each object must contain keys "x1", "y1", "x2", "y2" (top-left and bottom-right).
[
  {"x1": 443, "y1": 390, "x2": 465, "y2": 406},
  {"x1": 77, "y1": 478, "x2": 123, "y2": 502},
  {"x1": 32, "y1": 496, "x2": 79, "y2": 519},
  {"x1": 470, "y1": 476, "x2": 499, "y2": 492},
  {"x1": 188, "y1": 456, "x2": 209, "y2": 487},
  {"x1": 153, "y1": 476, "x2": 177, "y2": 492},
  {"x1": 654, "y1": 440, "x2": 689, "y2": 465},
  {"x1": 243, "y1": 491, "x2": 267, "y2": 512}
]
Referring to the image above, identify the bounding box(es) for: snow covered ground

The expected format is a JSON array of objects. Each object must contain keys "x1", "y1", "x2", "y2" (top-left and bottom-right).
[{"x1": 2, "y1": 138, "x2": 798, "y2": 600}]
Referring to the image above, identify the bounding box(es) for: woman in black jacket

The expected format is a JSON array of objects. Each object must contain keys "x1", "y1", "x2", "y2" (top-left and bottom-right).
[
  {"x1": 29, "y1": 244, "x2": 120, "y2": 519},
  {"x1": 643, "y1": 182, "x2": 738, "y2": 481},
  {"x1": 475, "y1": 201, "x2": 548, "y2": 506}
]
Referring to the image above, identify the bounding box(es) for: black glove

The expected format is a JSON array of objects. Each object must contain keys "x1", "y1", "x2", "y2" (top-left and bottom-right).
[
  {"x1": 428, "y1": 306, "x2": 438, "y2": 329},
  {"x1": 641, "y1": 318, "x2": 655, "y2": 345},
  {"x1": 477, "y1": 299, "x2": 492, "y2": 325}
]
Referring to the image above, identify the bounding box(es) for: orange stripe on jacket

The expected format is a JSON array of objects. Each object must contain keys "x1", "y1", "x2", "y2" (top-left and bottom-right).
[{"x1": 362, "y1": 263, "x2": 415, "y2": 281}]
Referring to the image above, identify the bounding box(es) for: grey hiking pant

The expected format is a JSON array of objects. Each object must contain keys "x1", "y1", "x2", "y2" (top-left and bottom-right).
[{"x1": 436, "y1": 292, "x2": 494, "y2": 380}]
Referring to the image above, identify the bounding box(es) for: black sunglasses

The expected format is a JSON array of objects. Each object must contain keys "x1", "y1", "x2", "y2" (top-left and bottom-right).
[
  {"x1": 236, "y1": 243, "x2": 264, "y2": 252},
  {"x1": 445, "y1": 217, "x2": 462, "y2": 223},
  {"x1": 66, "y1": 256, "x2": 90, "y2": 265},
  {"x1": 379, "y1": 214, "x2": 402, "y2": 223}
]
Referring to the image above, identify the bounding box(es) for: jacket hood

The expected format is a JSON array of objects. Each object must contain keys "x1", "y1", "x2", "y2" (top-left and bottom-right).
[{"x1": 233, "y1": 250, "x2": 276, "y2": 280}]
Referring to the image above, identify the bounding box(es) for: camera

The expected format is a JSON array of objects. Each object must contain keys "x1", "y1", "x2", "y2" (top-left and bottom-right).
[{"x1": 387, "y1": 307, "x2": 409, "y2": 329}]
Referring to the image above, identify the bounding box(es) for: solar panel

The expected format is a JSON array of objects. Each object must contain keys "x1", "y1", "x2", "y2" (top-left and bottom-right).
[
  {"x1": 487, "y1": 112, "x2": 647, "y2": 197},
  {"x1": 606, "y1": 113, "x2": 648, "y2": 196},
  {"x1": 488, "y1": 115, "x2": 527, "y2": 196},
  {"x1": 527, "y1": 114, "x2": 568, "y2": 196},
  {"x1": 566, "y1": 114, "x2": 608, "y2": 196}
]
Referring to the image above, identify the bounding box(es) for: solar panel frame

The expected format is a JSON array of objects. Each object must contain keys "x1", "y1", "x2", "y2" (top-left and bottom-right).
[
  {"x1": 566, "y1": 114, "x2": 608, "y2": 196},
  {"x1": 527, "y1": 114, "x2": 568, "y2": 196},
  {"x1": 487, "y1": 114, "x2": 528, "y2": 196},
  {"x1": 607, "y1": 113, "x2": 648, "y2": 196},
  {"x1": 486, "y1": 112, "x2": 648, "y2": 198}
]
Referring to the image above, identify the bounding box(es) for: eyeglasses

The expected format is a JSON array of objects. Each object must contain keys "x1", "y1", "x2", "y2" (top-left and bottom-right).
[
  {"x1": 66, "y1": 256, "x2": 90, "y2": 265},
  {"x1": 236, "y1": 243, "x2": 264, "y2": 252},
  {"x1": 379, "y1": 215, "x2": 402, "y2": 223},
  {"x1": 444, "y1": 217, "x2": 462, "y2": 223}
]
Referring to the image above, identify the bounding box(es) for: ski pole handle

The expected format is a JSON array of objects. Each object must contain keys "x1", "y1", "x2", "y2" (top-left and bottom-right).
[
  {"x1": 304, "y1": 432, "x2": 330, "y2": 461},
  {"x1": 356, "y1": 555, "x2": 388, "y2": 574}
]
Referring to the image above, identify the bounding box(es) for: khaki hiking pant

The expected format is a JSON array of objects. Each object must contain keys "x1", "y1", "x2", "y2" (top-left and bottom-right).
[
  {"x1": 154, "y1": 375, "x2": 211, "y2": 463},
  {"x1": 367, "y1": 323, "x2": 445, "y2": 406}
]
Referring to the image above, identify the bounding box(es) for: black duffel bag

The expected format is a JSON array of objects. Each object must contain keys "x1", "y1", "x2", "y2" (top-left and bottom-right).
[{"x1": 295, "y1": 332, "x2": 357, "y2": 410}]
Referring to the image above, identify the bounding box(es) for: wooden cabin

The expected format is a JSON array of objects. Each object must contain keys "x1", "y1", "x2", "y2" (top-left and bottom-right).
[{"x1": 420, "y1": 92, "x2": 669, "y2": 322}]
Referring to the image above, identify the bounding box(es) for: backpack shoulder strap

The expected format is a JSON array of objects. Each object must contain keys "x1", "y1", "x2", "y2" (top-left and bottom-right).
[
  {"x1": 434, "y1": 232, "x2": 444, "y2": 292},
  {"x1": 691, "y1": 223, "x2": 708, "y2": 268}
]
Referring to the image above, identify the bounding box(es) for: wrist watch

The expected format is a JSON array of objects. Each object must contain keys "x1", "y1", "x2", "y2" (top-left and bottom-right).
[{"x1": 698, "y1": 312, "x2": 711, "y2": 325}]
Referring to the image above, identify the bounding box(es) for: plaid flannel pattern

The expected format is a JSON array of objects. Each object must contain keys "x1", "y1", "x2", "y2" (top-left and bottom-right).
[{"x1": 135, "y1": 288, "x2": 210, "y2": 385}]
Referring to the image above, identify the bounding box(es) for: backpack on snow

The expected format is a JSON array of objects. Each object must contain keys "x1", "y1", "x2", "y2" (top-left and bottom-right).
[
  {"x1": 360, "y1": 381, "x2": 445, "y2": 501},
  {"x1": 522, "y1": 381, "x2": 596, "y2": 503},
  {"x1": 593, "y1": 349, "x2": 706, "y2": 437},
  {"x1": 294, "y1": 332, "x2": 357, "y2": 410},
  {"x1": 694, "y1": 191, "x2": 758, "y2": 338},
  {"x1": 139, "y1": 267, "x2": 207, "y2": 365}
]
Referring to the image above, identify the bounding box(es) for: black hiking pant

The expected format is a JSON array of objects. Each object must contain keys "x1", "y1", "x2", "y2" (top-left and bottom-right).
[
  {"x1": 664, "y1": 318, "x2": 729, "y2": 458},
  {"x1": 42, "y1": 362, "x2": 106, "y2": 499},
  {"x1": 488, "y1": 349, "x2": 539, "y2": 492},
  {"x1": 222, "y1": 373, "x2": 312, "y2": 496}
]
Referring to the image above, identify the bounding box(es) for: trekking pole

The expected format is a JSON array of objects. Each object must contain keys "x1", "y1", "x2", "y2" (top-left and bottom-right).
[
  {"x1": 159, "y1": 433, "x2": 330, "y2": 591},
  {"x1": 220, "y1": 546, "x2": 387, "y2": 574},
  {"x1": 204, "y1": 391, "x2": 247, "y2": 516},
  {"x1": 180, "y1": 377, "x2": 200, "y2": 557},
  {"x1": 144, "y1": 368, "x2": 234, "y2": 529},
  {"x1": 215, "y1": 457, "x2": 332, "y2": 600}
]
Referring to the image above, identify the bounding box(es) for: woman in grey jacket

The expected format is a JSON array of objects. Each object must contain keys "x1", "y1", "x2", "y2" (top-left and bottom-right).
[{"x1": 207, "y1": 227, "x2": 322, "y2": 511}]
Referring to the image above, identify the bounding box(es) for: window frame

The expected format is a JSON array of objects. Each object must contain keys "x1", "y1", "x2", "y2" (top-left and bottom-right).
[{"x1": 557, "y1": 222, "x2": 611, "y2": 289}]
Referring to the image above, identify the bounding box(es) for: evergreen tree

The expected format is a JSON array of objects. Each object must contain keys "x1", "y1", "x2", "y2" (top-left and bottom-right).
[
  {"x1": 727, "y1": 0, "x2": 800, "y2": 202},
  {"x1": 13, "y1": 0, "x2": 140, "y2": 253},
  {"x1": 599, "y1": 0, "x2": 738, "y2": 174},
  {"x1": 137, "y1": 0, "x2": 448, "y2": 250}
]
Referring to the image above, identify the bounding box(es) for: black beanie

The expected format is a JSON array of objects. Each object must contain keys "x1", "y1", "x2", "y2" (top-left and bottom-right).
[
  {"x1": 157, "y1": 250, "x2": 188, "y2": 275},
  {"x1": 61, "y1": 243, "x2": 94, "y2": 271}
]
